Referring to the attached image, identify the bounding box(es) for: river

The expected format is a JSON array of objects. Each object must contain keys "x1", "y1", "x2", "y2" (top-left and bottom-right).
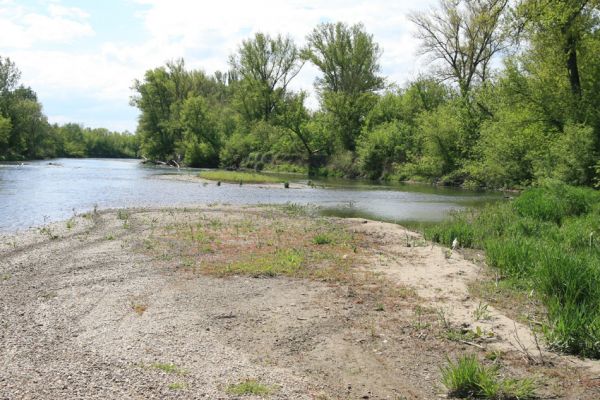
[{"x1": 0, "y1": 158, "x2": 501, "y2": 231}]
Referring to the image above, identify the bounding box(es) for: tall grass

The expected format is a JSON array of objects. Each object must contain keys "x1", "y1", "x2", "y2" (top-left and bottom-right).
[{"x1": 424, "y1": 181, "x2": 600, "y2": 357}]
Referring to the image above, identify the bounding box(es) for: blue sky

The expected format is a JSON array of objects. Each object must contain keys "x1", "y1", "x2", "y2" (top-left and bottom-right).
[{"x1": 0, "y1": 0, "x2": 435, "y2": 132}]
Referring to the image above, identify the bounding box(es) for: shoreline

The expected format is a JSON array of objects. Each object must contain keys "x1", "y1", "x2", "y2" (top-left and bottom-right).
[{"x1": 1, "y1": 205, "x2": 598, "y2": 398}]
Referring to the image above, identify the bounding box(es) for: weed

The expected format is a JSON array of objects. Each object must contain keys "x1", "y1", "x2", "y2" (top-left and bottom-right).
[
  {"x1": 226, "y1": 379, "x2": 271, "y2": 396},
  {"x1": 313, "y1": 233, "x2": 333, "y2": 245},
  {"x1": 1, "y1": 274, "x2": 10, "y2": 281},
  {"x1": 105, "y1": 234, "x2": 115, "y2": 240},
  {"x1": 440, "y1": 355, "x2": 535, "y2": 399},
  {"x1": 152, "y1": 363, "x2": 185, "y2": 375},
  {"x1": 473, "y1": 302, "x2": 492, "y2": 321},
  {"x1": 375, "y1": 303, "x2": 385, "y2": 312},
  {"x1": 66, "y1": 219, "x2": 75, "y2": 229},
  {"x1": 131, "y1": 302, "x2": 147, "y2": 315},
  {"x1": 39, "y1": 226, "x2": 58, "y2": 240},
  {"x1": 117, "y1": 209, "x2": 129, "y2": 220},
  {"x1": 219, "y1": 249, "x2": 305, "y2": 278},
  {"x1": 168, "y1": 382, "x2": 185, "y2": 390}
]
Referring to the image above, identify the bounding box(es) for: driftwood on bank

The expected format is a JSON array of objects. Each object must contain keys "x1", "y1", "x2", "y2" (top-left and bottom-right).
[{"x1": 141, "y1": 157, "x2": 180, "y2": 169}]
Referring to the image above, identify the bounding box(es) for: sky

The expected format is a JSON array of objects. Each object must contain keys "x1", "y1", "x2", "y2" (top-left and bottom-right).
[{"x1": 0, "y1": 0, "x2": 436, "y2": 132}]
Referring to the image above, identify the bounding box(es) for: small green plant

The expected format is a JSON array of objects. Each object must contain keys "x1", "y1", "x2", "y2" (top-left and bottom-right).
[
  {"x1": 66, "y1": 219, "x2": 76, "y2": 229},
  {"x1": 168, "y1": 382, "x2": 185, "y2": 390},
  {"x1": 1, "y1": 274, "x2": 11, "y2": 281},
  {"x1": 375, "y1": 303, "x2": 385, "y2": 312},
  {"x1": 473, "y1": 302, "x2": 492, "y2": 321},
  {"x1": 117, "y1": 209, "x2": 129, "y2": 220},
  {"x1": 105, "y1": 234, "x2": 115, "y2": 240},
  {"x1": 313, "y1": 233, "x2": 333, "y2": 245},
  {"x1": 39, "y1": 226, "x2": 58, "y2": 240},
  {"x1": 226, "y1": 379, "x2": 271, "y2": 396},
  {"x1": 440, "y1": 355, "x2": 535, "y2": 399},
  {"x1": 152, "y1": 363, "x2": 185, "y2": 375}
]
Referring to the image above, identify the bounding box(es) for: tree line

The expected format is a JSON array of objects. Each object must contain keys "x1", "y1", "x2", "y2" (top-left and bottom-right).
[
  {"x1": 132, "y1": 0, "x2": 600, "y2": 189},
  {"x1": 3, "y1": 0, "x2": 598, "y2": 190},
  {"x1": 0, "y1": 57, "x2": 139, "y2": 161}
]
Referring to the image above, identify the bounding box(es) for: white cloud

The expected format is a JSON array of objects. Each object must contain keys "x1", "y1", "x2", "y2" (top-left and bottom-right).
[
  {"x1": 1, "y1": 0, "x2": 437, "y2": 131},
  {"x1": 0, "y1": 2, "x2": 93, "y2": 49}
]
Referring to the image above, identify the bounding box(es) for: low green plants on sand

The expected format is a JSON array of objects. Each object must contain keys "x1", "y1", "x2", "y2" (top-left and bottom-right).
[
  {"x1": 226, "y1": 379, "x2": 272, "y2": 396},
  {"x1": 441, "y1": 355, "x2": 535, "y2": 399},
  {"x1": 199, "y1": 170, "x2": 284, "y2": 184}
]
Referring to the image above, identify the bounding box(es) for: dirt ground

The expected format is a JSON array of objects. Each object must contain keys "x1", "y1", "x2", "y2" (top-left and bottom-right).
[{"x1": 1, "y1": 206, "x2": 599, "y2": 399}]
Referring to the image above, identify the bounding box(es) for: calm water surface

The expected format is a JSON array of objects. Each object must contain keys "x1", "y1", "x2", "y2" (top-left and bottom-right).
[{"x1": 0, "y1": 158, "x2": 501, "y2": 231}]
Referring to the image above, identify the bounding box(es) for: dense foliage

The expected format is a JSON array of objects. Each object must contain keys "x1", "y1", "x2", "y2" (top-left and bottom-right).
[
  {"x1": 0, "y1": 56, "x2": 138, "y2": 161},
  {"x1": 131, "y1": 1, "x2": 600, "y2": 189},
  {"x1": 425, "y1": 182, "x2": 600, "y2": 357}
]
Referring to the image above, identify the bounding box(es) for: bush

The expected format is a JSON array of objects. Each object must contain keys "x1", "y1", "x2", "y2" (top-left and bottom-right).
[
  {"x1": 357, "y1": 121, "x2": 412, "y2": 180},
  {"x1": 184, "y1": 141, "x2": 218, "y2": 167}
]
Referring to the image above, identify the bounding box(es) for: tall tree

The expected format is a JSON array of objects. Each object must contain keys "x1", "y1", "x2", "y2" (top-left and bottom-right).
[
  {"x1": 518, "y1": 0, "x2": 599, "y2": 98},
  {"x1": 410, "y1": 0, "x2": 511, "y2": 97},
  {"x1": 304, "y1": 22, "x2": 384, "y2": 151},
  {"x1": 229, "y1": 33, "x2": 303, "y2": 122}
]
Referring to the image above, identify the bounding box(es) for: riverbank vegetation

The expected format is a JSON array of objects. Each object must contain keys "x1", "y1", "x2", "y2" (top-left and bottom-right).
[
  {"x1": 130, "y1": 0, "x2": 600, "y2": 190},
  {"x1": 198, "y1": 170, "x2": 285, "y2": 184},
  {"x1": 0, "y1": 57, "x2": 138, "y2": 161},
  {"x1": 425, "y1": 182, "x2": 600, "y2": 357}
]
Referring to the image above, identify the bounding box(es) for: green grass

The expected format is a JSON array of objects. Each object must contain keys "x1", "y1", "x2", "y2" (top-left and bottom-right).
[
  {"x1": 441, "y1": 355, "x2": 535, "y2": 399},
  {"x1": 226, "y1": 379, "x2": 272, "y2": 396},
  {"x1": 168, "y1": 382, "x2": 185, "y2": 390},
  {"x1": 151, "y1": 363, "x2": 185, "y2": 375},
  {"x1": 424, "y1": 181, "x2": 600, "y2": 357},
  {"x1": 313, "y1": 233, "x2": 333, "y2": 245},
  {"x1": 199, "y1": 170, "x2": 285, "y2": 184},
  {"x1": 218, "y1": 249, "x2": 305, "y2": 278}
]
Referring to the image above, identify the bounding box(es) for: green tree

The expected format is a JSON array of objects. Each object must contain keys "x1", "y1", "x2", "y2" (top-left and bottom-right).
[
  {"x1": 410, "y1": 0, "x2": 511, "y2": 97},
  {"x1": 304, "y1": 22, "x2": 384, "y2": 151},
  {"x1": 181, "y1": 96, "x2": 219, "y2": 167},
  {"x1": 230, "y1": 33, "x2": 303, "y2": 122}
]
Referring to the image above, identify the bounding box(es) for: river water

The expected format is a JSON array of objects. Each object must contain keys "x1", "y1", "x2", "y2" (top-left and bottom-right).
[{"x1": 0, "y1": 158, "x2": 501, "y2": 232}]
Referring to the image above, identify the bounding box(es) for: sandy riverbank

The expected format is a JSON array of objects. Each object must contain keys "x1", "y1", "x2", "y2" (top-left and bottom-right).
[{"x1": 1, "y1": 206, "x2": 598, "y2": 399}]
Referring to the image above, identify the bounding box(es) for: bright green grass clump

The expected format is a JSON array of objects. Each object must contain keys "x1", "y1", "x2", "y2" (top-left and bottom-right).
[
  {"x1": 441, "y1": 355, "x2": 535, "y2": 399},
  {"x1": 425, "y1": 181, "x2": 600, "y2": 357},
  {"x1": 226, "y1": 379, "x2": 272, "y2": 396},
  {"x1": 199, "y1": 170, "x2": 284, "y2": 184}
]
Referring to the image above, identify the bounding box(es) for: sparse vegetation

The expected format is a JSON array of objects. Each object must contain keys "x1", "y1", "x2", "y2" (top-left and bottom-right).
[
  {"x1": 152, "y1": 363, "x2": 185, "y2": 375},
  {"x1": 313, "y1": 233, "x2": 333, "y2": 245},
  {"x1": 199, "y1": 170, "x2": 284, "y2": 184},
  {"x1": 131, "y1": 302, "x2": 148, "y2": 315},
  {"x1": 168, "y1": 382, "x2": 186, "y2": 390},
  {"x1": 39, "y1": 226, "x2": 58, "y2": 240},
  {"x1": 148, "y1": 210, "x2": 360, "y2": 282},
  {"x1": 440, "y1": 355, "x2": 535, "y2": 399},
  {"x1": 226, "y1": 379, "x2": 272, "y2": 396}
]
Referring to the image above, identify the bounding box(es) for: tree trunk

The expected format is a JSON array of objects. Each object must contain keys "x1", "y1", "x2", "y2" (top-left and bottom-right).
[{"x1": 565, "y1": 35, "x2": 582, "y2": 98}]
